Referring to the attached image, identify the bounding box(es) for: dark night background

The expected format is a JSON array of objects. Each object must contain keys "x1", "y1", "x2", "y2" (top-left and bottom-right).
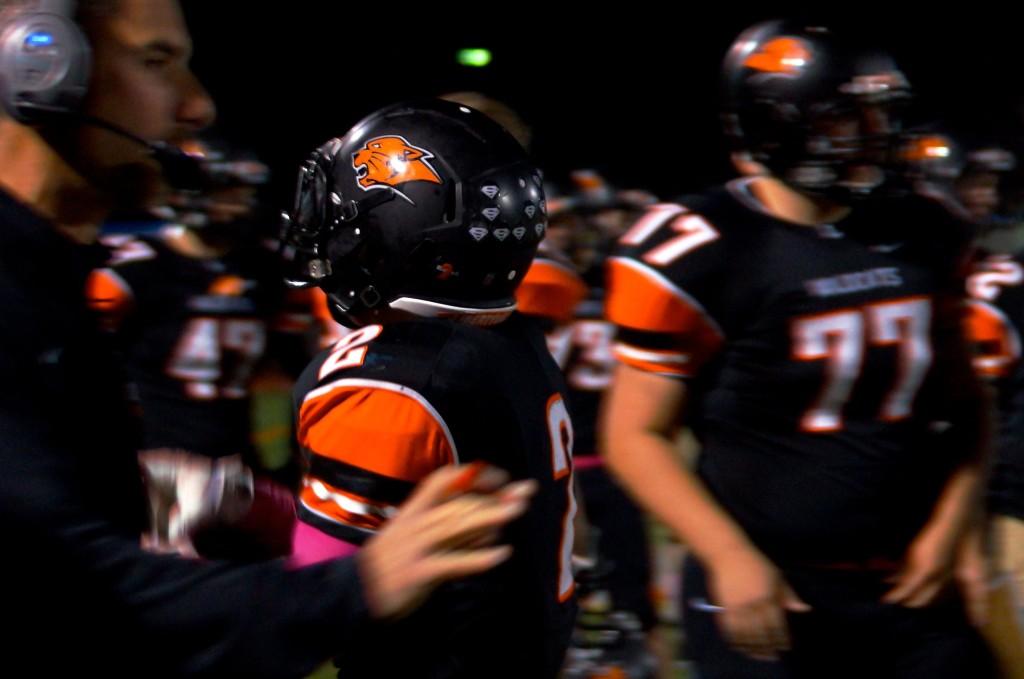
[{"x1": 181, "y1": 4, "x2": 1023, "y2": 206}]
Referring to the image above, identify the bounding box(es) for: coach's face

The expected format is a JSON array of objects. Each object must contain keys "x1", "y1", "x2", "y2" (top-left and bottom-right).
[{"x1": 76, "y1": 0, "x2": 215, "y2": 208}]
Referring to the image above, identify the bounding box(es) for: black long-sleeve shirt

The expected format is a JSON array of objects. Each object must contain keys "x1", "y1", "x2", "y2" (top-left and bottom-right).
[{"x1": 0, "y1": 188, "x2": 368, "y2": 677}]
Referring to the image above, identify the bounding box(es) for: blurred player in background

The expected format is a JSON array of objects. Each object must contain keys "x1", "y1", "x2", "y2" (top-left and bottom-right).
[
  {"x1": 86, "y1": 135, "x2": 311, "y2": 557},
  {"x1": 520, "y1": 170, "x2": 666, "y2": 679},
  {"x1": 602, "y1": 20, "x2": 993, "y2": 679}
]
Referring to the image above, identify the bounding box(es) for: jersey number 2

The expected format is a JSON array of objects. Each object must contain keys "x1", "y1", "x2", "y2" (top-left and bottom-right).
[{"x1": 547, "y1": 394, "x2": 576, "y2": 602}]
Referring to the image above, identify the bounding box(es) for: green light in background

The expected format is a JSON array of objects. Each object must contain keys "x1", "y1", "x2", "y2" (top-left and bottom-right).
[{"x1": 457, "y1": 48, "x2": 492, "y2": 68}]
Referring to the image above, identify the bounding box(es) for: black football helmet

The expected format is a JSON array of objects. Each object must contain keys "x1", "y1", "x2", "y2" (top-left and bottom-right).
[
  {"x1": 544, "y1": 170, "x2": 656, "y2": 286},
  {"x1": 721, "y1": 20, "x2": 910, "y2": 199},
  {"x1": 898, "y1": 131, "x2": 963, "y2": 185},
  {"x1": 896, "y1": 128, "x2": 1017, "y2": 226},
  {"x1": 281, "y1": 99, "x2": 546, "y2": 327}
]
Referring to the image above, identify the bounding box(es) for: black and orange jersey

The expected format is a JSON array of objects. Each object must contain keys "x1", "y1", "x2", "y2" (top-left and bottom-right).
[
  {"x1": 607, "y1": 178, "x2": 975, "y2": 564},
  {"x1": 292, "y1": 313, "x2": 576, "y2": 677},
  {"x1": 520, "y1": 247, "x2": 657, "y2": 629},
  {"x1": 966, "y1": 252, "x2": 1024, "y2": 519},
  {"x1": 516, "y1": 245, "x2": 588, "y2": 324},
  {"x1": 965, "y1": 253, "x2": 1024, "y2": 381},
  {"x1": 545, "y1": 289, "x2": 615, "y2": 459},
  {"x1": 86, "y1": 227, "x2": 282, "y2": 458},
  {"x1": 517, "y1": 246, "x2": 610, "y2": 457}
]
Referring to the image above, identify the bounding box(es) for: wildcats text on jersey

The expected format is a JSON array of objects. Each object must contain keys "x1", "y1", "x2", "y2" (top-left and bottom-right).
[
  {"x1": 606, "y1": 178, "x2": 974, "y2": 564},
  {"x1": 805, "y1": 266, "x2": 903, "y2": 298}
]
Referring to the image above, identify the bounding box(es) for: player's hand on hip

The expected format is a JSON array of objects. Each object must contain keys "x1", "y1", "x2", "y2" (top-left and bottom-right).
[
  {"x1": 883, "y1": 517, "x2": 960, "y2": 608},
  {"x1": 358, "y1": 463, "x2": 536, "y2": 620},
  {"x1": 706, "y1": 545, "x2": 811, "y2": 661}
]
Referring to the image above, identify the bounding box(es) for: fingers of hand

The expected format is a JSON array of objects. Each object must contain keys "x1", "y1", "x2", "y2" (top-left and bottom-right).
[{"x1": 720, "y1": 602, "x2": 788, "y2": 661}]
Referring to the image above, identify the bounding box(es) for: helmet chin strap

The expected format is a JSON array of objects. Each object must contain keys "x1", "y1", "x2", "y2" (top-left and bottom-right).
[
  {"x1": 336, "y1": 187, "x2": 399, "y2": 222},
  {"x1": 279, "y1": 183, "x2": 399, "y2": 289}
]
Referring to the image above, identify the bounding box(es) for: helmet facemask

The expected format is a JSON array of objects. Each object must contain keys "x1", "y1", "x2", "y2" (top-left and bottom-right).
[{"x1": 723, "y1": 21, "x2": 911, "y2": 204}]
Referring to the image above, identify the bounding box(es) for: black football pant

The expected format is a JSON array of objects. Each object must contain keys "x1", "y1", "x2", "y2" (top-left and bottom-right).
[{"x1": 681, "y1": 556, "x2": 995, "y2": 679}]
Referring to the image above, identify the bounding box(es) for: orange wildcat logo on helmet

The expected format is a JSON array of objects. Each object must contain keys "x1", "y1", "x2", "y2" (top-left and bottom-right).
[
  {"x1": 352, "y1": 135, "x2": 442, "y2": 203},
  {"x1": 743, "y1": 37, "x2": 812, "y2": 76}
]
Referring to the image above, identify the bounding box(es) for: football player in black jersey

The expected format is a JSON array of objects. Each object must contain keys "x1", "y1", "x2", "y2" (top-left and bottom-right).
[
  {"x1": 901, "y1": 125, "x2": 1024, "y2": 673},
  {"x1": 928, "y1": 137, "x2": 1024, "y2": 670},
  {"x1": 900, "y1": 132, "x2": 1024, "y2": 606},
  {"x1": 85, "y1": 137, "x2": 313, "y2": 557},
  {"x1": 602, "y1": 20, "x2": 993, "y2": 679},
  {"x1": 520, "y1": 174, "x2": 661, "y2": 629},
  {"x1": 280, "y1": 99, "x2": 577, "y2": 678},
  {"x1": 965, "y1": 223, "x2": 1024, "y2": 607},
  {"x1": 965, "y1": 238, "x2": 1024, "y2": 673},
  {"x1": 88, "y1": 137, "x2": 276, "y2": 459},
  {"x1": 518, "y1": 175, "x2": 667, "y2": 679}
]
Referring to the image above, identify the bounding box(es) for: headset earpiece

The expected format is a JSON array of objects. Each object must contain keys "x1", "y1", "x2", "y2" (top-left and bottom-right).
[{"x1": 0, "y1": 0, "x2": 90, "y2": 123}]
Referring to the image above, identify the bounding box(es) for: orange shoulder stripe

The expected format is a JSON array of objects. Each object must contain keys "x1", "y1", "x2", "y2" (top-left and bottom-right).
[
  {"x1": 299, "y1": 379, "x2": 457, "y2": 483},
  {"x1": 517, "y1": 258, "x2": 587, "y2": 322}
]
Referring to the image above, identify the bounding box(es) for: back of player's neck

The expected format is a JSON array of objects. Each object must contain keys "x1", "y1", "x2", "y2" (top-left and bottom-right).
[{"x1": 747, "y1": 176, "x2": 850, "y2": 227}]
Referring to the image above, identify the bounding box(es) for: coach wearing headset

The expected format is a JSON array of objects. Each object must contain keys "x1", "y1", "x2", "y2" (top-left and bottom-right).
[{"x1": 0, "y1": 1, "x2": 534, "y2": 676}]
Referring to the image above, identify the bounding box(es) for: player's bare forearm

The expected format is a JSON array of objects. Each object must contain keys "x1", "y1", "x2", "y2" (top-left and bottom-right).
[
  {"x1": 922, "y1": 459, "x2": 987, "y2": 547},
  {"x1": 601, "y1": 365, "x2": 811, "y2": 660},
  {"x1": 605, "y1": 425, "x2": 755, "y2": 564},
  {"x1": 600, "y1": 364, "x2": 755, "y2": 564}
]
